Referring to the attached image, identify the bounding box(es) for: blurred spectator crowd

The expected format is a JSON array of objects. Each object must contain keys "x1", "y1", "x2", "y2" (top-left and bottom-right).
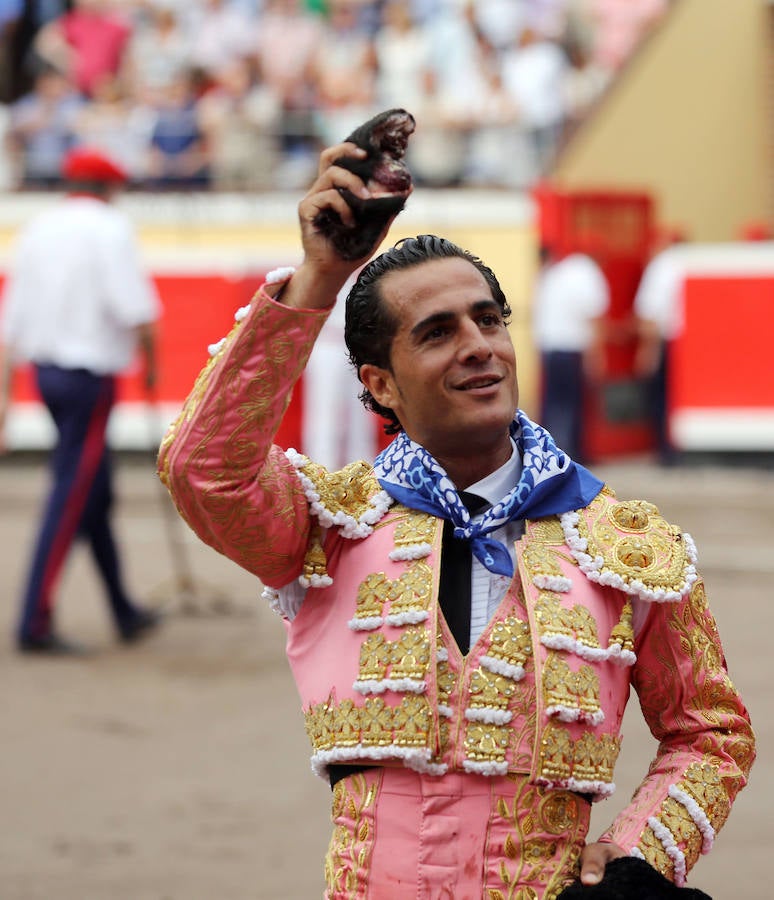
[{"x1": 0, "y1": 0, "x2": 670, "y2": 193}]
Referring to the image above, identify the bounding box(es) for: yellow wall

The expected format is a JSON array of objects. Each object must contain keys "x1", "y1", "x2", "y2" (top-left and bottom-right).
[{"x1": 552, "y1": 0, "x2": 772, "y2": 241}]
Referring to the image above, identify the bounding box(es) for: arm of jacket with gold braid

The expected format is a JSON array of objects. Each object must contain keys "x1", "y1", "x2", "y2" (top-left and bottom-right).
[
  {"x1": 157, "y1": 280, "x2": 331, "y2": 587},
  {"x1": 577, "y1": 501, "x2": 757, "y2": 885}
]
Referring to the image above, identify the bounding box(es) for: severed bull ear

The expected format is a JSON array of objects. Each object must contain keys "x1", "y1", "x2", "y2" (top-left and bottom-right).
[{"x1": 313, "y1": 108, "x2": 415, "y2": 261}]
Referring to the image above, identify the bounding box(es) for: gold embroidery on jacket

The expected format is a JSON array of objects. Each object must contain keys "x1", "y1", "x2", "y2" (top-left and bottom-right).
[
  {"x1": 298, "y1": 458, "x2": 382, "y2": 520},
  {"x1": 390, "y1": 626, "x2": 432, "y2": 680},
  {"x1": 658, "y1": 795, "x2": 703, "y2": 869},
  {"x1": 393, "y1": 509, "x2": 436, "y2": 548},
  {"x1": 353, "y1": 573, "x2": 391, "y2": 623},
  {"x1": 360, "y1": 697, "x2": 394, "y2": 747},
  {"x1": 468, "y1": 667, "x2": 518, "y2": 713},
  {"x1": 304, "y1": 694, "x2": 435, "y2": 755},
  {"x1": 521, "y1": 543, "x2": 569, "y2": 581},
  {"x1": 638, "y1": 825, "x2": 674, "y2": 880},
  {"x1": 608, "y1": 598, "x2": 635, "y2": 654},
  {"x1": 535, "y1": 593, "x2": 600, "y2": 650},
  {"x1": 355, "y1": 626, "x2": 431, "y2": 687},
  {"x1": 351, "y1": 562, "x2": 432, "y2": 626},
  {"x1": 486, "y1": 617, "x2": 533, "y2": 670},
  {"x1": 465, "y1": 721, "x2": 510, "y2": 765},
  {"x1": 537, "y1": 722, "x2": 620, "y2": 786},
  {"x1": 580, "y1": 498, "x2": 693, "y2": 593},
  {"x1": 387, "y1": 562, "x2": 432, "y2": 620},
  {"x1": 358, "y1": 633, "x2": 391, "y2": 681},
  {"x1": 528, "y1": 517, "x2": 566, "y2": 544},
  {"x1": 392, "y1": 694, "x2": 433, "y2": 747},
  {"x1": 680, "y1": 762, "x2": 731, "y2": 831},
  {"x1": 302, "y1": 523, "x2": 329, "y2": 582},
  {"x1": 542, "y1": 654, "x2": 602, "y2": 720}
]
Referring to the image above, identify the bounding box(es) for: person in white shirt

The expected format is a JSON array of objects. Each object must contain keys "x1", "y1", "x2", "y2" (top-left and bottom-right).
[
  {"x1": 0, "y1": 147, "x2": 162, "y2": 654},
  {"x1": 632, "y1": 230, "x2": 686, "y2": 464},
  {"x1": 533, "y1": 244, "x2": 610, "y2": 461}
]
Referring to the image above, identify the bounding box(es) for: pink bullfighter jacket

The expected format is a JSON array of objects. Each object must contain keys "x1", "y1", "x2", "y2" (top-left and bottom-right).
[{"x1": 158, "y1": 277, "x2": 755, "y2": 887}]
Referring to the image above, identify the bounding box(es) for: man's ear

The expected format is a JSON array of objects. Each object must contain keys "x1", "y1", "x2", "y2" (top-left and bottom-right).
[{"x1": 359, "y1": 363, "x2": 398, "y2": 409}]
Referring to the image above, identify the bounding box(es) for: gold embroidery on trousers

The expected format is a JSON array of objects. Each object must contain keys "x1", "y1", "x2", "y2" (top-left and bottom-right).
[
  {"x1": 325, "y1": 771, "x2": 379, "y2": 898},
  {"x1": 487, "y1": 778, "x2": 589, "y2": 900}
]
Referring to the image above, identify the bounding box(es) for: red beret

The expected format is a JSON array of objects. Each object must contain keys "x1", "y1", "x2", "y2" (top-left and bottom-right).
[{"x1": 61, "y1": 147, "x2": 128, "y2": 184}]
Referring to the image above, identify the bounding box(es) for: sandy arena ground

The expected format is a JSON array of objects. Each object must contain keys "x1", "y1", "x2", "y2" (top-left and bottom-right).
[{"x1": 0, "y1": 451, "x2": 771, "y2": 899}]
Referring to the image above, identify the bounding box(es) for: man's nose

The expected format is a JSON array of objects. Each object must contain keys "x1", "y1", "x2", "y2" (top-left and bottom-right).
[{"x1": 458, "y1": 322, "x2": 492, "y2": 360}]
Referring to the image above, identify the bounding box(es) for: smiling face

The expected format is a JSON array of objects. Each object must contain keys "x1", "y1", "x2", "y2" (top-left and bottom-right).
[{"x1": 359, "y1": 256, "x2": 519, "y2": 485}]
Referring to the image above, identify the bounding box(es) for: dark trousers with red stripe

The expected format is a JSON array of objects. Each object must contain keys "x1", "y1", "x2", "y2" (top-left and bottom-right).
[{"x1": 16, "y1": 365, "x2": 140, "y2": 643}]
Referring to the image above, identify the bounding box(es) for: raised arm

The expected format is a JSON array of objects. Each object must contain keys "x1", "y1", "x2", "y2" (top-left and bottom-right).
[{"x1": 157, "y1": 140, "x2": 406, "y2": 587}]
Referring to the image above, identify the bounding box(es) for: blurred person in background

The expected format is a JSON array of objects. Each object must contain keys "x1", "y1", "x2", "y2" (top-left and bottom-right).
[
  {"x1": 158, "y1": 134, "x2": 754, "y2": 896},
  {"x1": 183, "y1": 0, "x2": 256, "y2": 89},
  {"x1": 533, "y1": 241, "x2": 610, "y2": 463},
  {"x1": 499, "y1": 24, "x2": 570, "y2": 177},
  {"x1": 308, "y1": 0, "x2": 378, "y2": 147},
  {"x1": 5, "y1": 62, "x2": 85, "y2": 188},
  {"x1": 145, "y1": 66, "x2": 210, "y2": 190},
  {"x1": 301, "y1": 269, "x2": 378, "y2": 471},
  {"x1": 632, "y1": 225, "x2": 687, "y2": 466},
  {"x1": 71, "y1": 73, "x2": 156, "y2": 183},
  {"x1": 123, "y1": 2, "x2": 191, "y2": 108},
  {"x1": 585, "y1": 0, "x2": 668, "y2": 74},
  {"x1": 0, "y1": 0, "x2": 23, "y2": 103},
  {"x1": 32, "y1": 0, "x2": 133, "y2": 100},
  {"x1": 0, "y1": 147, "x2": 162, "y2": 655},
  {"x1": 197, "y1": 56, "x2": 282, "y2": 191},
  {"x1": 252, "y1": 0, "x2": 323, "y2": 187},
  {"x1": 5, "y1": 0, "x2": 71, "y2": 102}
]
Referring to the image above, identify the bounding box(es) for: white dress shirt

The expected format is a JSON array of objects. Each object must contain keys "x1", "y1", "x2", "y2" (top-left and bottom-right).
[
  {"x1": 1, "y1": 196, "x2": 159, "y2": 374},
  {"x1": 465, "y1": 438, "x2": 524, "y2": 647}
]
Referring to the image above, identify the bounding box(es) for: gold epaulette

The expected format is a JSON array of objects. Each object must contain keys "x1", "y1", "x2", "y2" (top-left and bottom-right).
[
  {"x1": 562, "y1": 486, "x2": 698, "y2": 603},
  {"x1": 285, "y1": 450, "x2": 395, "y2": 562},
  {"x1": 299, "y1": 458, "x2": 387, "y2": 522}
]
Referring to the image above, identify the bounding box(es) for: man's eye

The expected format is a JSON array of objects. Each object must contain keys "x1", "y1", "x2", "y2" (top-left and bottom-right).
[
  {"x1": 480, "y1": 313, "x2": 502, "y2": 327},
  {"x1": 425, "y1": 326, "x2": 447, "y2": 340}
]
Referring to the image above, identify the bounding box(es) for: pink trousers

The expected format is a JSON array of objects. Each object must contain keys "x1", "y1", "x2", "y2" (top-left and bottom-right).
[{"x1": 324, "y1": 767, "x2": 591, "y2": 900}]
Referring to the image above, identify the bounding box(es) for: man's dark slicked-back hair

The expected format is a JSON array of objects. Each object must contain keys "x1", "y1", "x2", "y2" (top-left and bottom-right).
[{"x1": 344, "y1": 234, "x2": 512, "y2": 435}]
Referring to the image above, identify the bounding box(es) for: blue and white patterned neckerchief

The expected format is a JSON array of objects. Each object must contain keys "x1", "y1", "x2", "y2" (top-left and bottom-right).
[{"x1": 373, "y1": 409, "x2": 604, "y2": 577}]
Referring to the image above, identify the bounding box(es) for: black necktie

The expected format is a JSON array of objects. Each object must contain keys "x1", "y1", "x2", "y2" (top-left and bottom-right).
[{"x1": 439, "y1": 492, "x2": 488, "y2": 656}]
